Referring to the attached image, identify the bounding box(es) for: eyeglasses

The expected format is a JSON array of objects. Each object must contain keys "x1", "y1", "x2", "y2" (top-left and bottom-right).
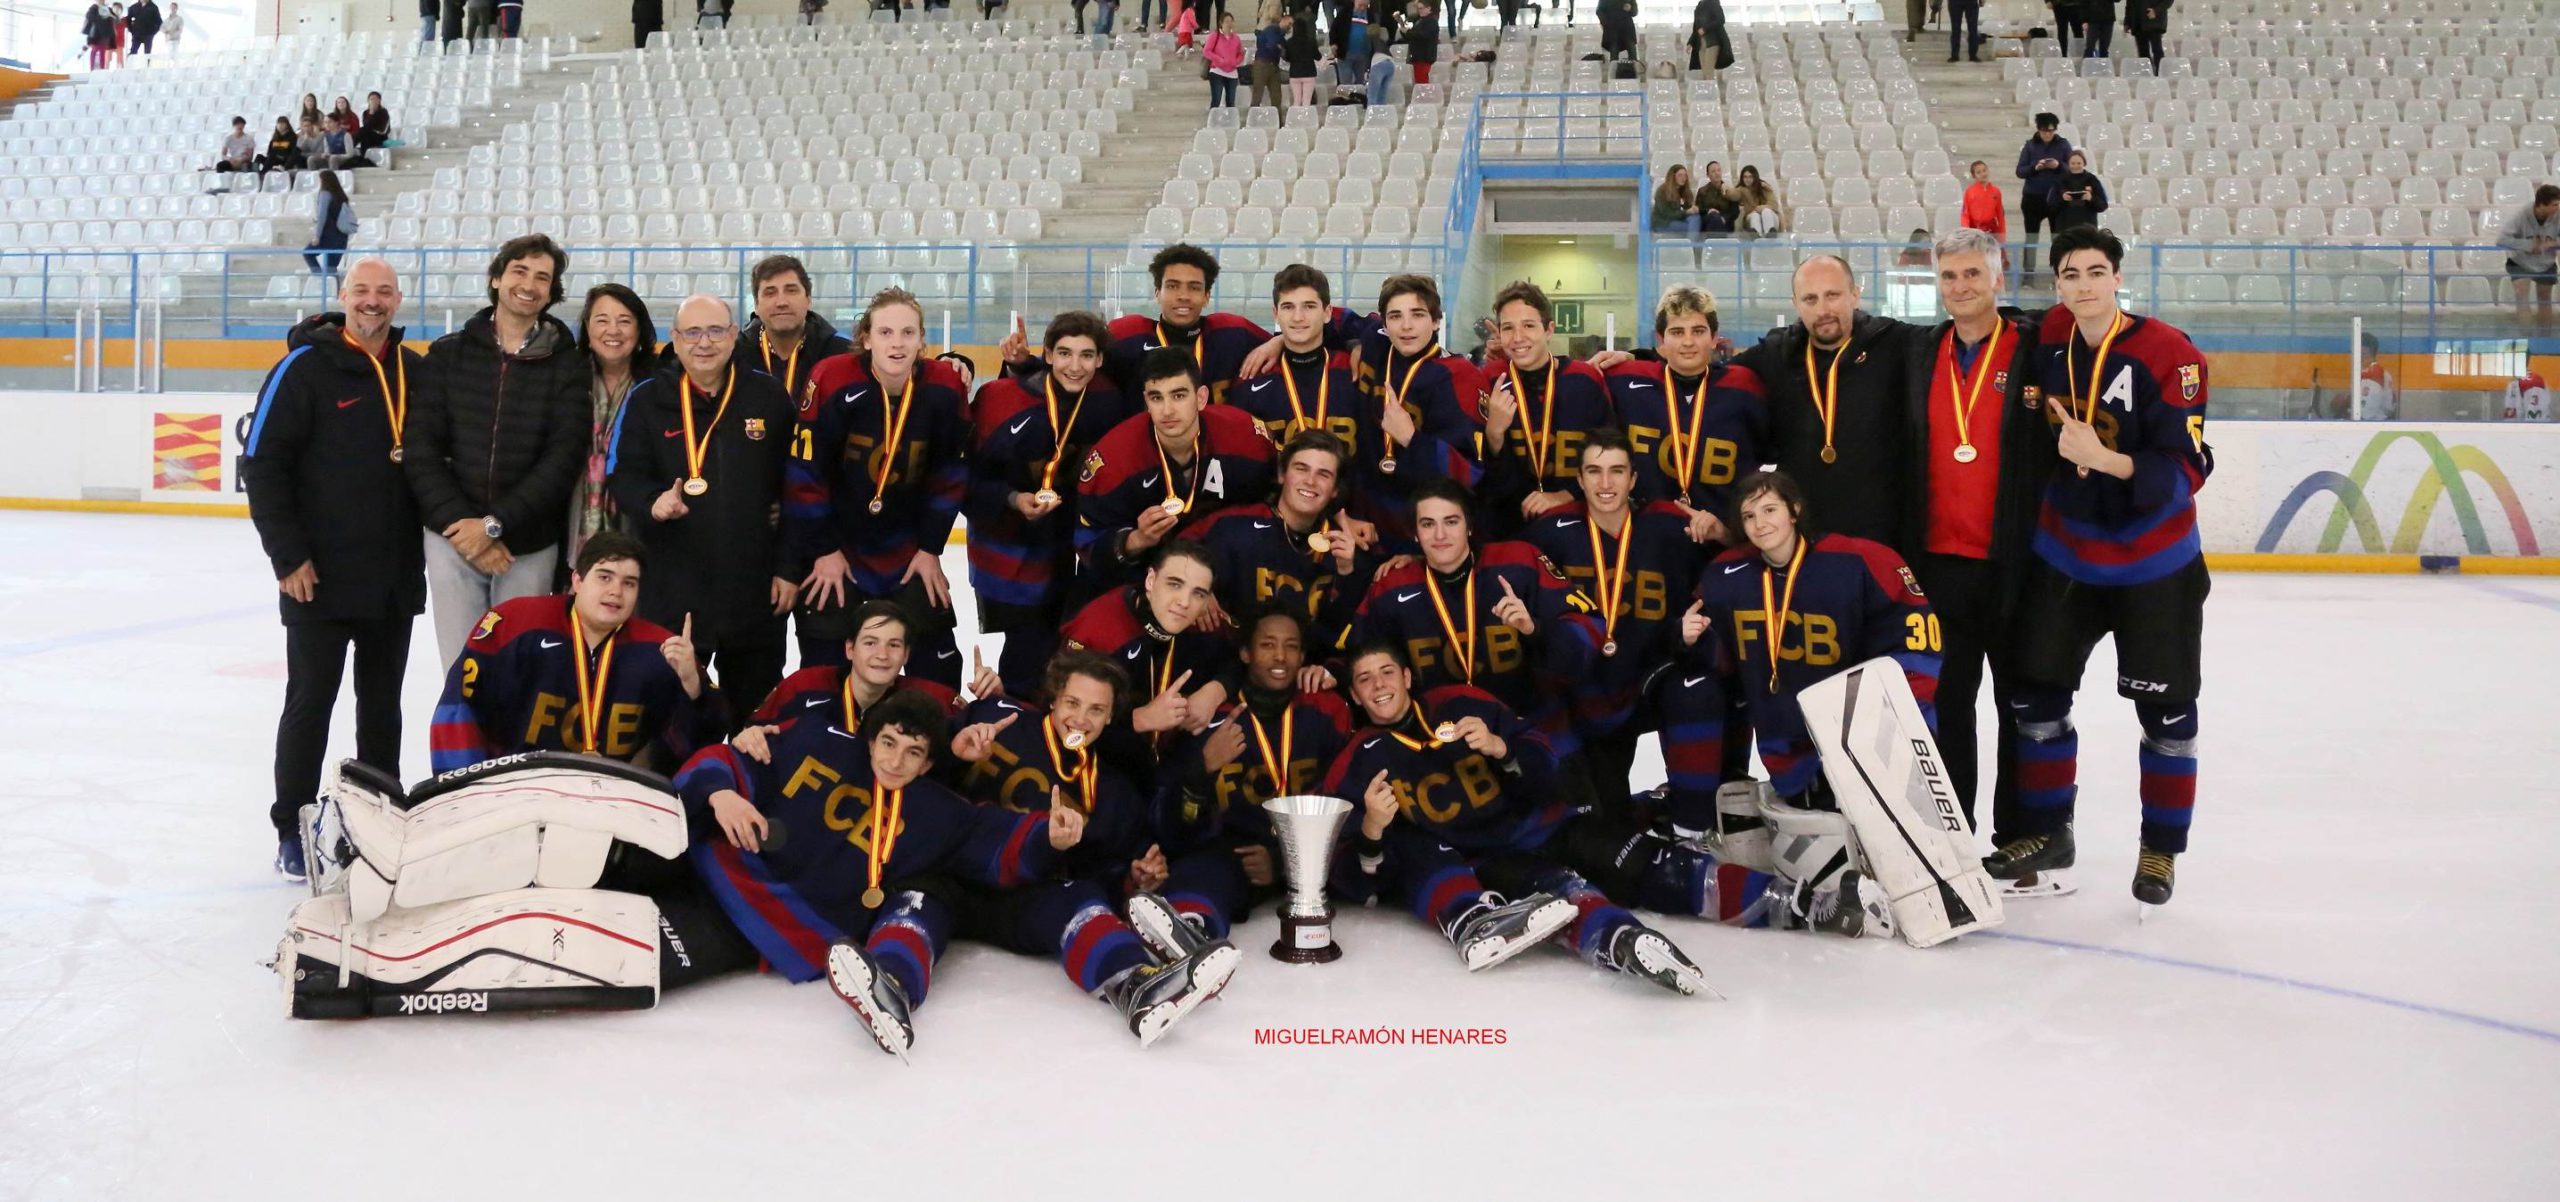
[{"x1": 673, "y1": 325, "x2": 736, "y2": 344}]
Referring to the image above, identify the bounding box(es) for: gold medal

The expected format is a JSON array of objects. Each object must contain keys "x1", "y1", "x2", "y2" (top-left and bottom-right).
[
  {"x1": 1034, "y1": 375, "x2": 1089, "y2": 508},
  {"x1": 1804, "y1": 341, "x2": 1846, "y2": 469},
  {"x1": 1820, "y1": 445, "x2": 1838, "y2": 464},
  {"x1": 1433, "y1": 722, "x2": 1459, "y2": 742},
  {"x1": 1034, "y1": 488, "x2": 1060, "y2": 507},
  {"x1": 677, "y1": 368, "x2": 737, "y2": 497},
  {"x1": 1378, "y1": 456, "x2": 1398, "y2": 474},
  {"x1": 861, "y1": 886, "x2": 885, "y2": 909},
  {"x1": 1952, "y1": 443, "x2": 1978, "y2": 464},
  {"x1": 867, "y1": 498, "x2": 885, "y2": 514},
  {"x1": 1161, "y1": 496, "x2": 1187, "y2": 517},
  {"x1": 861, "y1": 784, "x2": 906, "y2": 911},
  {"x1": 864, "y1": 372, "x2": 918, "y2": 518},
  {"x1": 1941, "y1": 322, "x2": 2005, "y2": 473},
  {"x1": 387, "y1": 447, "x2": 403, "y2": 464},
  {"x1": 1306, "y1": 531, "x2": 1331, "y2": 555},
  {"x1": 1061, "y1": 728, "x2": 1087, "y2": 749},
  {"x1": 682, "y1": 476, "x2": 709, "y2": 496},
  {"x1": 1602, "y1": 640, "x2": 1618, "y2": 657},
  {"x1": 344, "y1": 330, "x2": 408, "y2": 466},
  {"x1": 1377, "y1": 345, "x2": 1434, "y2": 482}
]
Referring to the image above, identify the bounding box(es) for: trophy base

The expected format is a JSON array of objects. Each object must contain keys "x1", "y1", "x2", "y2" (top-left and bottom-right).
[{"x1": 1270, "y1": 907, "x2": 1343, "y2": 964}]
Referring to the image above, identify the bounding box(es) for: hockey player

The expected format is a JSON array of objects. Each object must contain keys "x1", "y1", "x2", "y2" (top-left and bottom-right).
[
  {"x1": 428, "y1": 531, "x2": 721, "y2": 774},
  {"x1": 1149, "y1": 609, "x2": 1358, "y2": 946},
  {"x1": 1176, "y1": 428, "x2": 1370, "y2": 661},
  {"x1": 789, "y1": 287, "x2": 971, "y2": 684},
  {"x1": 1602, "y1": 285, "x2": 1766, "y2": 540},
  {"x1": 1669, "y1": 468, "x2": 1929, "y2": 936},
  {"x1": 744, "y1": 599, "x2": 994, "y2": 730},
  {"x1": 1351, "y1": 479, "x2": 1605, "y2": 755},
  {"x1": 1075, "y1": 348, "x2": 1276, "y2": 589},
  {"x1": 606, "y1": 294, "x2": 803, "y2": 728},
  {"x1": 1226, "y1": 264, "x2": 1369, "y2": 455},
  {"x1": 734, "y1": 254, "x2": 851, "y2": 411},
  {"x1": 967, "y1": 310, "x2": 1130, "y2": 690},
  {"x1": 1522, "y1": 430, "x2": 1711, "y2": 814},
  {"x1": 1319, "y1": 642, "x2": 1712, "y2": 992},
  {"x1": 1350, "y1": 275, "x2": 1493, "y2": 548},
  {"x1": 1989, "y1": 226, "x2": 2213, "y2": 906},
  {"x1": 1058, "y1": 540, "x2": 1245, "y2": 766},
  {"x1": 1104, "y1": 243, "x2": 1272, "y2": 398},
  {"x1": 1479, "y1": 281, "x2": 1618, "y2": 537}
]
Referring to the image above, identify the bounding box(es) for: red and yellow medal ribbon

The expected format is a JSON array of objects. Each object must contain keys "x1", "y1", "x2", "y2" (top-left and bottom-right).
[
  {"x1": 867, "y1": 373, "x2": 918, "y2": 513},
  {"x1": 840, "y1": 671, "x2": 865, "y2": 734},
  {"x1": 1042, "y1": 715, "x2": 1100, "y2": 813},
  {"x1": 1037, "y1": 374, "x2": 1090, "y2": 496},
  {"x1": 343, "y1": 330, "x2": 407, "y2": 457},
  {"x1": 1583, "y1": 512, "x2": 1635, "y2": 652},
  {"x1": 760, "y1": 330, "x2": 798, "y2": 393},
  {"x1": 1662, "y1": 364, "x2": 1709, "y2": 493},
  {"x1": 1384, "y1": 344, "x2": 1437, "y2": 425},
  {"x1": 1423, "y1": 567, "x2": 1478, "y2": 682},
  {"x1": 1157, "y1": 321, "x2": 1205, "y2": 368},
  {"x1": 864, "y1": 785, "x2": 905, "y2": 901},
  {"x1": 679, "y1": 367, "x2": 737, "y2": 486},
  {"x1": 1943, "y1": 321, "x2": 2007, "y2": 452},
  {"x1": 1247, "y1": 705, "x2": 1295, "y2": 796},
  {"x1": 568, "y1": 617, "x2": 617, "y2": 755},
  {"x1": 1388, "y1": 702, "x2": 1448, "y2": 752},
  {"x1": 2064, "y1": 314, "x2": 2126, "y2": 425},
  {"x1": 1507, "y1": 361, "x2": 1559, "y2": 482},
  {"x1": 1803, "y1": 341, "x2": 1847, "y2": 463},
  {"x1": 1280, "y1": 349, "x2": 1330, "y2": 432},
  {"x1": 1757, "y1": 539, "x2": 1807, "y2": 690},
  {"x1": 1152, "y1": 428, "x2": 1204, "y2": 513}
]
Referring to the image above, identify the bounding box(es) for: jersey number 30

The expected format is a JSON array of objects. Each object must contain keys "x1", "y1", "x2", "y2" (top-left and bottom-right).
[{"x1": 1904, "y1": 613, "x2": 1942, "y2": 653}]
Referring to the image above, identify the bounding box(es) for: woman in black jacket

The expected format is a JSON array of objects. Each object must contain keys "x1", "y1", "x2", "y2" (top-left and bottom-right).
[
  {"x1": 1283, "y1": 9, "x2": 1321, "y2": 105},
  {"x1": 358, "y1": 92, "x2": 392, "y2": 152},
  {"x1": 2125, "y1": 0, "x2": 2169, "y2": 70},
  {"x1": 1404, "y1": 1, "x2": 1437, "y2": 86},
  {"x1": 260, "y1": 117, "x2": 300, "y2": 174},
  {"x1": 2051, "y1": 150, "x2": 2108, "y2": 231}
]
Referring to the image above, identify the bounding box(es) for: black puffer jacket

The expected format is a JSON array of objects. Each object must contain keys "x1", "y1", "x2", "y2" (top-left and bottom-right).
[
  {"x1": 405, "y1": 306, "x2": 589, "y2": 554},
  {"x1": 1734, "y1": 310, "x2": 1930, "y2": 554},
  {"x1": 734, "y1": 310, "x2": 853, "y2": 414},
  {"x1": 240, "y1": 313, "x2": 428, "y2": 624},
  {"x1": 605, "y1": 359, "x2": 805, "y2": 633}
]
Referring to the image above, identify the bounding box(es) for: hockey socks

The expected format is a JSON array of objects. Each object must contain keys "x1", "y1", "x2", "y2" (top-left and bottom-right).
[
  {"x1": 1060, "y1": 902, "x2": 1151, "y2": 994},
  {"x1": 2136, "y1": 702, "x2": 2198, "y2": 855},
  {"x1": 864, "y1": 892, "x2": 951, "y2": 1009}
]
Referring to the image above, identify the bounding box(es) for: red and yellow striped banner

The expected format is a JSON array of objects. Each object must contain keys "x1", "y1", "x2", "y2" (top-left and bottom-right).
[{"x1": 151, "y1": 412, "x2": 223, "y2": 492}]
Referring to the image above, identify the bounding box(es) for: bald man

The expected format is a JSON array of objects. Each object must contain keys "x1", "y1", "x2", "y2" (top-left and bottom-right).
[
  {"x1": 607, "y1": 294, "x2": 805, "y2": 729},
  {"x1": 243, "y1": 258, "x2": 429, "y2": 880},
  {"x1": 1732, "y1": 255, "x2": 1930, "y2": 553}
]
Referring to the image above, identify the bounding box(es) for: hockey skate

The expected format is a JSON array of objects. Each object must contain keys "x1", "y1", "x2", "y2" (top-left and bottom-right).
[
  {"x1": 1600, "y1": 923, "x2": 1714, "y2": 997},
  {"x1": 1107, "y1": 940, "x2": 1241, "y2": 1048},
  {"x1": 2133, "y1": 849, "x2": 2176, "y2": 909},
  {"x1": 1443, "y1": 891, "x2": 1575, "y2": 972},
  {"x1": 1982, "y1": 826, "x2": 2076, "y2": 880},
  {"x1": 1771, "y1": 869, "x2": 1894, "y2": 939},
  {"x1": 1124, "y1": 891, "x2": 1217, "y2": 964},
  {"x1": 276, "y1": 834, "x2": 307, "y2": 884},
  {"x1": 825, "y1": 940, "x2": 915, "y2": 1061},
  {"x1": 1999, "y1": 870, "x2": 2079, "y2": 900}
]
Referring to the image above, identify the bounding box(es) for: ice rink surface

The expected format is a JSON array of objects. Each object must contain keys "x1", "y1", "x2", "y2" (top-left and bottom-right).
[{"x1": 3, "y1": 511, "x2": 2557, "y2": 1201}]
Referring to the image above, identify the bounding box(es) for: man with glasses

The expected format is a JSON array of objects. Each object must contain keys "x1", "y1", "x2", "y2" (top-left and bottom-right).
[{"x1": 608, "y1": 295, "x2": 804, "y2": 729}]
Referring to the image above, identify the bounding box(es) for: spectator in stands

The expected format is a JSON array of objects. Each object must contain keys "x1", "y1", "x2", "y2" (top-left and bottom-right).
[
  {"x1": 1283, "y1": 9, "x2": 1321, "y2": 107},
  {"x1": 109, "y1": 3, "x2": 128, "y2": 67},
  {"x1": 2048, "y1": 0, "x2": 2081, "y2": 57},
  {"x1": 1172, "y1": 0, "x2": 1198, "y2": 51},
  {"x1": 1138, "y1": 0, "x2": 1164, "y2": 34},
  {"x1": 213, "y1": 116, "x2": 256, "y2": 173},
  {"x1": 801, "y1": 0, "x2": 828, "y2": 25},
  {"x1": 406, "y1": 233, "x2": 590, "y2": 667},
  {"x1": 1438, "y1": 0, "x2": 1459, "y2": 37},
  {"x1": 293, "y1": 118, "x2": 329, "y2": 170},
  {"x1": 161, "y1": 1, "x2": 183, "y2": 50},
  {"x1": 1689, "y1": 0, "x2": 1730, "y2": 73},
  {"x1": 2498, "y1": 185, "x2": 2560, "y2": 323},
  {"x1": 1695, "y1": 160, "x2": 1737, "y2": 233},
  {"x1": 467, "y1": 0, "x2": 498, "y2": 39},
  {"x1": 1206, "y1": 14, "x2": 1245, "y2": 107},
  {"x1": 1598, "y1": 0, "x2": 1637, "y2": 62},
  {"x1": 1405, "y1": 1, "x2": 1438, "y2": 87},
  {"x1": 2052, "y1": 150, "x2": 2106, "y2": 233},
  {"x1": 1251, "y1": 5, "x2": 1285, "y2": 105},
  {"x1": 1960, "y1": 159, "x2": 2006, "y2": 247},
  {"x1": 1343, "y1": 0, "x2": 1369, "y2": 84},
  {"x1": 1901, "y1": 0, "x2": 1922, "y2": 44},
  {"x1": 423, "y1": 0, "x2": 440, "y2": 42},
  {"x1": 1092, "y1": 0, "x2": 1116, "y2": 35},
  {"x1": 2125, "y1": 0, "x2": 2167, "y2": 71},
  {"x1": 498, "y1": 0, "x2": 523, "y2": 37},
  {"x1": 83, "y1": 2, "x2": 116, "y2": 70},
  {"x1": 2014, "y1": 112, "x2": 2071, "y2": 277},
  {"x1": 358, "y1": 93, "x2": 392, "y2": 152},
  {"x1": 1366, "y1": 34, "x2": 1399, "y2": 107},
  {"x1": 571, "y1": 283, "x2": 658, "y2": 563},
  {"x1": 2078, "y1": 0, "x2": 2113, "y2": 58},
  {"x1": 262, "y1": 117, "x2": 302, "y2": 174},
  {"x1": 1734, "y1": 164, "x2": 1784, "y2": 235},
  {"x1": 127, "y1": 0, "x2": 161, "y2": 60},
  {"x1": 298, "y1": 94, "x2": 322, "y2": 129},
  {"x1": 304, "y1": 172, "x2": 357, "y2": 278},
  {"x1": 1947, "y1": 0, "x2": 1981, "y2": 61},
  {"x1": 320, "y1": 120, "x2": 365, "y2": 170},
  {"x1": 1652, "y1": 164, "x2": 1701, "y2": 238},
  {"x1": 330, "y1": 97, "x2": 360, "y2": 136}
]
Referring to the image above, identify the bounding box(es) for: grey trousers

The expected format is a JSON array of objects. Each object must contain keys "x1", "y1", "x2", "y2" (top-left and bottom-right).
[{"x1": 424, "y1": 530, "x2": 560, "y2": 668}]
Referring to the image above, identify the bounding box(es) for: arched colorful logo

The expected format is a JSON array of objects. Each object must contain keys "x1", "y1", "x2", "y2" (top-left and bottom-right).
[{"x1": 2256, "y1": 432, "x2": 2541, "y2": 554}]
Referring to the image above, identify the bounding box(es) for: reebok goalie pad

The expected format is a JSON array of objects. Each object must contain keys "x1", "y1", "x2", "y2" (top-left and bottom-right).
[
  {"x1": 274, "y1": 887, "x2": 662, "y2": 1019},
  {"x1": 1795, "y1": 658, "x2": 2003, "y2": 948}
]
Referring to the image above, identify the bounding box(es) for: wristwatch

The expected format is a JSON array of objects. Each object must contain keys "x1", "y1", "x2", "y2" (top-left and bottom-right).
[{"x1": 482, "y1": 515, "x2": 504, "y2": 541}]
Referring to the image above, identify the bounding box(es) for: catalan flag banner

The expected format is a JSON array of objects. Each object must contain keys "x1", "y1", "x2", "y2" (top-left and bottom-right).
[{"x1": 152, "y1": 412, "x2": 223, "y2": 492}]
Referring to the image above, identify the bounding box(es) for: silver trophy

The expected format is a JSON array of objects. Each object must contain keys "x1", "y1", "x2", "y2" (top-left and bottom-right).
[{"x1": 1262, "y1": 794, "x2": 1354, "y2": 963}]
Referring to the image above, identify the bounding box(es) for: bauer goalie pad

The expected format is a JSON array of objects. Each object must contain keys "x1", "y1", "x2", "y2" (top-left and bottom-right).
[
  {"x1": 1795, "y1": 658, "x2": 2003, "y2": 948},
  {"x1": 274, "y1": 887, "x2": 661, "y2": 1019},
  {"x1": 323, "y1": 752, "x2": 688, "y2": 924}
]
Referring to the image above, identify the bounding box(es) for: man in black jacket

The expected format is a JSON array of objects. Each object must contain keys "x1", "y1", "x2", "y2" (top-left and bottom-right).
[
  {"x1": 1903, "y1": 228, "x2": 2058, "y2": 863},
  {"x1": 126, "y1": 0, "x2": 162, "y2": 56},
  {"x1": 405, "y1": 233, "x2": 588, "y2": 668},
  {"x1": 734, "y1": 253, "x2": 851, "y2": 415},
  {"x1": 241, "y1": 259, "x2": 427, "y2": 881},
  {"x1": 1731, "y1": 255, "x2": 1927, "y2": 555},
  {"x1": 608, "y1": 294, "x2": 804, "y2": 729}
]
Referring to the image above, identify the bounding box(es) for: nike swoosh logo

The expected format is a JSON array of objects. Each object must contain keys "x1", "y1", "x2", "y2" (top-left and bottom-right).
[
  {"x1": 538, "y1": 638, "x2": 563, "y2": 649},
  {"x1": 1723, "y1": 562, "x2": 1751, "y2": 574},
  {"x1": 1363, "y1": 738, "x2": 1383, "y2": 749},
  {"x1": 1625, "y1": 381, "x2": 1654, "y2": 390},
  {"x1": 844, "y1": 389, "x2": 869, "y2": 402},
  {"x1": 827, "y1": 726, "x2": 859, "y2": 740},
  {"x1": 935, "y1": 649, "x2": 959, "y2": 660},
  {"x1": 662, "y1": 429, "x2": 682, "y2": 438},
  {"x1": 1251, "y1": 521, "x2": 1271, "y2": 530},
  {"x1": 1683, "y1": 676, "x2": 1708, "y2": 688},
  {"x1": 1124, "y1": 647, "x2": 1146, "y2": 659},
  {"x1": 1396, "y1": 590, "x2": 1421, "y2": 603},
  {"x1": 1009, "y1": 415, "x2": 1035, "y2": 435},
  {"x1": 336, "y1": 398, "x2": 361, "y2": 409},
  {"x1": 1555, "y1": 519, "x2": 1581, "y2": 528},
  {"x1": 2163, "y1": 713, "x2": 2188, "y2": 724},
  {"x1": 1140, "y1": 473, "x2": 1161, "y2": 488}
]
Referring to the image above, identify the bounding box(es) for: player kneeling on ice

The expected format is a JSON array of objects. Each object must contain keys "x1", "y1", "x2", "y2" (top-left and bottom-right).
[
  {"x1": 1662, "y1": 469, "x2": 2002, "y2": 947},
  {"x1": 1319, "y1": 643, "x2": 1716, "y2": 996}
]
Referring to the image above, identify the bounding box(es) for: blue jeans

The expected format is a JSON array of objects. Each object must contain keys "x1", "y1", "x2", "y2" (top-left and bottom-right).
[
  {"x1": 1093, "y1": 0, "x2": 1115, "y2": 32},
  {"x1": 1139, "y1": 0, "x2": 1164, "y2": 27},
  {"x1": 419, "y1": 13, "x2": 436, "y2": 40},
  {"x1": 1366, "y1": 61, "x2": 1396, "y2": 106}
]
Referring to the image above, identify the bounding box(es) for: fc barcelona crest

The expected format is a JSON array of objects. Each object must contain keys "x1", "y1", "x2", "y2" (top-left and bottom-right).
[
  {"x1": 1993, "y1": 371, "x2": 2010, "y2": 392},
  {"x1": 1079, "y1": 450, "x2": 1105, "y2": 483},
  {"x1": 2022, "y1": 385, "x2": 2043, "y2": 408},
  {"x1": 744, "y1": 418, "x2": 768, "y2": 440},
  {"x1": 471, "y1": 611, "x2": 502, "y2": 642},
  {"x1": 1898, "y1": 566, "x2": 1925, "y2": 598},
  {"x1": 2178, "y1": 363, "x2": 2202, "y2": 401}
]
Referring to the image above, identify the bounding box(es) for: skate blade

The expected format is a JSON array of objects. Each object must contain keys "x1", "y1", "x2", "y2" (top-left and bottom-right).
[
  {"x1": 1630, "y1": 931, "x2": 1715, "y2": 999},
  {"x1": 2000, "y1": 871, "x2": 2078, "y2": 900},
  {"x1": 1136, "y1": 943, "x2": 1240, "y2": 1049},
  {"x1": 1463, "y1": 898, "x2": 1577, "y2": 972},
  {"x1": 825, "y1": 947, "x2": 913, "y2": 1062},
  {"x1": 1124, "y1": 896, "x2": 1185, "y2": 962}
]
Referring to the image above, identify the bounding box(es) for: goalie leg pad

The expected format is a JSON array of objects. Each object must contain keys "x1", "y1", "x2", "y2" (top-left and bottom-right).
[
  {"x1": 1707, "y1": 780, "x2": 1777, "y2": 872},
  {"x1": 276, "y1": 887, "x2": 662, "y2": 1019},
  {"x1": 1755, "y1": 793, "x2": 1857, "y2": 894},
  {"x1": 1795, "y1": 658, "x2": 2006, "y2": 948}
]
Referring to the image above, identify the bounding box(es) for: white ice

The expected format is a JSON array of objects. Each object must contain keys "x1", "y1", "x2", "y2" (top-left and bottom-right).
[{"x1": 2, "y1": 511, "x2": 2557, "y2": 1201}]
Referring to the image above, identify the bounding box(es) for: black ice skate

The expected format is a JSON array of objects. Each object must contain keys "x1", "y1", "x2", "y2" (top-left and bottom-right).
[
  {"x1": 1106, "y1": 940, "x2": 1241, "y2": 1048},
  {"x1": 1982, "y1": 826, "x2": 2076, "y2": 880},
  {"x1": 1124, "y1": 891, "x2": 1216, "y2": 964},
  {"x1": 2133, "y1": 849, "x2": 2176, "y2": 907},
  {"x1": 275, "y1": 834, "x2": 307, "y2": 884},
  {"x1": 1600, "y1": 923, "x2": 1713, "y2": 997},
  {"x1": 1443, "y1": 891, "x2": 1575, "y2": 972},
  {"x1": 1772, "y1": 869, "x2": 1894, "y2": 940},
  {"x1": 825, "y1": 940, "x2": 915, "y2": 1061}
]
